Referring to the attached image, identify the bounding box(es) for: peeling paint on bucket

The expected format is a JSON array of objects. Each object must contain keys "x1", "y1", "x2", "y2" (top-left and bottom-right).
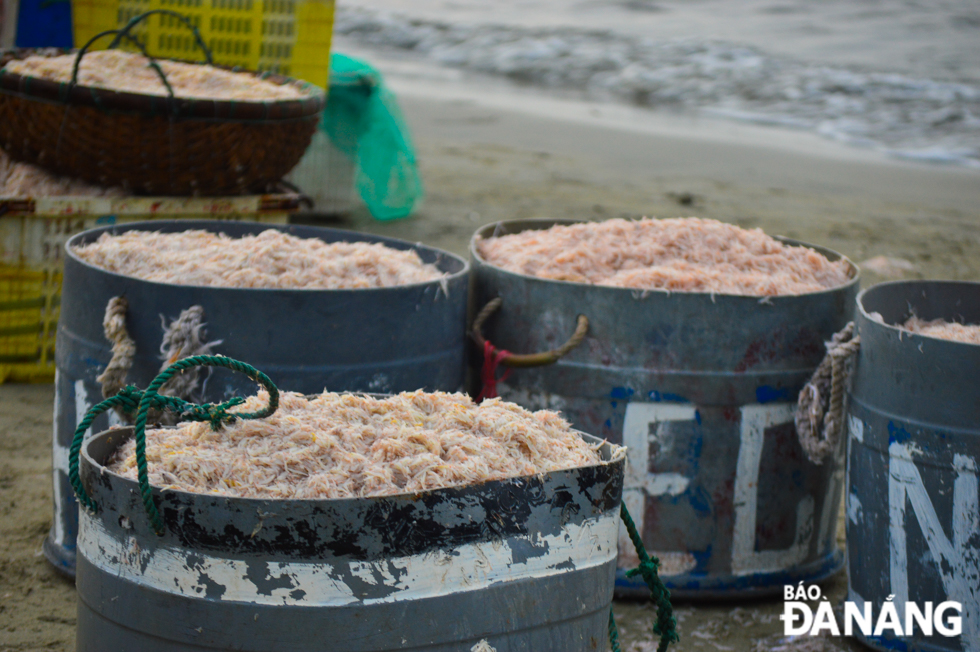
[{"x1": 76, "y1": 427, "x2": 625, "y2": 651}]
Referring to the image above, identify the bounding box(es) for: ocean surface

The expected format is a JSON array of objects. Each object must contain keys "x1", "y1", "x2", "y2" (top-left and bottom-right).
[{"x1": 333, "y1": 0, "x2": 980, "y2": 167}]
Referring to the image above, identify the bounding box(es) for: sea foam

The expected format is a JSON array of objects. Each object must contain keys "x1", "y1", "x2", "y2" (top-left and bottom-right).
[{"x1": 336, "y1": 6, "x2": 980, "y2": 167}]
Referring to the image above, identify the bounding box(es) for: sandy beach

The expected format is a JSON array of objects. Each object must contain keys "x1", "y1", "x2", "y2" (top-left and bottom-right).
[
  {"x1": 2, "y1": 63, "x2": 978, "y2": 649},
  {"x1": 341, "y1": 60, "x2": 980, "y2": 286}
]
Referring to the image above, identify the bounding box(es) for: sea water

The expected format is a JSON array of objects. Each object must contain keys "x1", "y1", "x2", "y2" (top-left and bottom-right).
[{"x1": 334, "y1": 0, "x2": 980, "y2": 167}]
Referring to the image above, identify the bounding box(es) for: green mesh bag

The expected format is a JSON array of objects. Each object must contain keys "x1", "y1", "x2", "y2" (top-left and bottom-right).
[{"x1": 322, "y1": 53, "x2": 423, "y2": 220}]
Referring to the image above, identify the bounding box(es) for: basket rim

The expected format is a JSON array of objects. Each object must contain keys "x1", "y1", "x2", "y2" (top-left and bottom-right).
[{"x1": 0, "y1": 53, "x2": 325, "y2": 121}]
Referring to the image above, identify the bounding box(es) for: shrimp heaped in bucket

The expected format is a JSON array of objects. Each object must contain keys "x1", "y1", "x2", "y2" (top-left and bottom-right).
[
  {"x1": 108, "y1": 390, "x2": 610, "y2": 499},
  {"x1": 477, "y1": 217, "x2": 852, "y2": 296}
]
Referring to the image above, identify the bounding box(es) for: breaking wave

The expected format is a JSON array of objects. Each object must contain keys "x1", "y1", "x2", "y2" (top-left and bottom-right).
[{"x1": 335, "y1": 6, "x2": 980, "y2": 167}]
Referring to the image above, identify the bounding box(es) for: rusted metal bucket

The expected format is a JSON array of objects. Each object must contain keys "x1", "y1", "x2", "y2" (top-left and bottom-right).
[
  {"x1": 47, "y1": 220, "x2": 469, "y2": 577},
  {"x1": 847, "y1": 281, "x2": 980, "y2": 652},
  {"x1": 469, "y1": 218, "x2": 860, "y2": 598},
  {"x1": 76, "y1": 426, "x2": 625, "y2": 651}
]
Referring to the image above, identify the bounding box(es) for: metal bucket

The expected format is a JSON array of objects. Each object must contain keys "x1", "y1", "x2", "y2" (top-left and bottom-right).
[
  {"x1": 469, "y1": 219, "x2": 860, "y2": 598},
  {"x1": 47, "y1": 220, "x2": 469, "y2": 577},
  {"x1": 75, "y1": 426, "x2": 625, "y2": 651},
  {"x1": 846, "y1": 281, "x2": 980, "y2": 652}
]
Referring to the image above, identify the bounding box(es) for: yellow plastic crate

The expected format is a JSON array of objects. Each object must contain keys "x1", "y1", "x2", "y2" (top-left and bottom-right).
[
  {"x1": 71, "y1": 0, "x2": 335, "y2": 87},
  {"x1": 0, "y1": 194, "x2": 296, "y2": 383}
]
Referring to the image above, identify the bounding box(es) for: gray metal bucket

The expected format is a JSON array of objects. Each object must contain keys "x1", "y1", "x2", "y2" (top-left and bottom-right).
[
  {"x1": 75, "y1": 426, "x2": 625, "y2": 651},
  {"x1": 846, "y1": 281, "x2": 980, "y2": 652},
  {"x1": 469, "y1": 218, "x2": 859, "y2": 598},
  {"x1": 46, "y1": 220, "x2": 469, "y2": 577}
]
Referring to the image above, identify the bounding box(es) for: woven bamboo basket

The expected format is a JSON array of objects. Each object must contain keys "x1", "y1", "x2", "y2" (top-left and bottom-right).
[{"x1": 0, "y1": 12, "x2": 325, "y2": 196}]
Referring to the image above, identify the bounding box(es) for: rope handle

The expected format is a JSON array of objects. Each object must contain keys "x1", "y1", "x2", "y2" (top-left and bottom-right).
[
  {"x1": 69, "y1": 354, "x2": 279, "y2": 536},
  {"x1": 794, "y1": 322, "x2": 861, "y2": 464},
  {"x1": 609, "y1": 502, "x2": 679, "y2": 652},
  {"x1": 70, "y1": 10, "x2": 214, "y2": 104},
  {"x1": 471, "y1": 297, "x2": 589, "y2": 368}
]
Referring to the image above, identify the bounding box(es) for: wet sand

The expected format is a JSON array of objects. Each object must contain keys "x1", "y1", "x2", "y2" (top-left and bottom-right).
[
  {"x1": 347, "y1": 85, "x2": 980, "y2": 285},
  {"x1": 1, "y1": 89, "x2": 978, "y2": 651}
]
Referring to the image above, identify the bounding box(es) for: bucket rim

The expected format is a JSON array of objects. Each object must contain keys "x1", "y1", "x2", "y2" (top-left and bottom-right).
[
  {"x1": 469, "y1": 217, "x2": 860, "y2": 300},
  {"x1": 80, "y1": 420, "x2": 626, "y2": 508},
  {"x1": 65, "y1": 219, "x2": 470, "y2": 294},
  {"x1": 856, "y1": 278, "x2": 980, "y2": 349}
]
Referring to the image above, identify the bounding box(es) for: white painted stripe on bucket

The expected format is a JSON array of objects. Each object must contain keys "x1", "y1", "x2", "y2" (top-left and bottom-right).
[
  {"x1": 619, "y1": 402, "x2": 697, "y2": 568},
  {"x1": 79, "y1": 509, "x2": 618, "y2": 606},
  {"x1": 848, "y1": 415, "x2": 864, "y2": 443},
  {"x1": 74, "y1": 380, "x2": 90, "y2": 437},
  {"x1": 54, "y1": 376, "x2": 125, "y2": 547},
  {"x1": 732, "y1": 403, "x2": 812, "y2": 575},
  {"x1": 51, "y1": 371, "x2": 66, "y2": 547},
  {"x1": 888, "y1": 443, "x2": 980, "y2": 651}
]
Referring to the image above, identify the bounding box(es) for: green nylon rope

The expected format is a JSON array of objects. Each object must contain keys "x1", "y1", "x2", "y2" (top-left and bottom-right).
[
  {"x1": 67, "y1": 388, "x2": 191, "y2": 513},
  {"x1": 68, "y1": 354, "x2": 279, "y2": 536},
  {"x1": 609, "y1": 502, "x2": 680, "y2": 652},
  {"x1": 608, "y1": 608, "x2": 623, "y2": 651}
]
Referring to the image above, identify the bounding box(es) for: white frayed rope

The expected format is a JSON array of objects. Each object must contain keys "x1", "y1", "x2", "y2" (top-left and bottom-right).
[{"x1": 795, "y1": 322, "x2": 861, "y2": 464}]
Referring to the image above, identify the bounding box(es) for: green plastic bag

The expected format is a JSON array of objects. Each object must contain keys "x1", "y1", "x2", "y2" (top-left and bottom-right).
[{"x1": 322, "y1": 53, "x2": 423, "y2": 220}]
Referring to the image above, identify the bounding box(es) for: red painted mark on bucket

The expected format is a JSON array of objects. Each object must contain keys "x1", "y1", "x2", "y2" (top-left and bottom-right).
[
  {"x1": 737, "y1": 328, "x2": 827, "y2": 373},
  {"x1": 712, "y1": 476, "x2": 737, "y2": 523},
  {"x1": 769, "y1": 421, "x2": 803, "y2": 465},
  {"x1": 735, "y1": 331, "x2": 784, "y2": 372},
  {"x1": 644, "y1": 499, "x2": 661, "y2": 544}
]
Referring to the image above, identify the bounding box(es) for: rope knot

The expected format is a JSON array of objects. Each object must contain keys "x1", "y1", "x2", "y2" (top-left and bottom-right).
[
  {"x1": 826, "y1": 322, "x2": 860, "y2": 359},
  {"x1": 477, "y1": 340, "x2": 512, "y2": 402},
  {"x1": 625, "y1": 559, "x2": 660, "y2": 583},
  {"x1": 626, "y1": 560, "x2": 678, "y2": 641},
  {"x1": 185, "y1": 397, "x2": 245, "y2": 430},
  {"x1": 612, "y1": 503, "x2": 680, "y2": 651},
  {"x1": 113, "y1": 386, "x2": 143, "y2": 413}
]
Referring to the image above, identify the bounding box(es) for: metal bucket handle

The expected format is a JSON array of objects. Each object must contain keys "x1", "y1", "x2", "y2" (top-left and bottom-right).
[
  {"x1": 69, "y1": 354, "x2": 279, "y2": 536},
  {"x1": 471, "y1": 297, "x2": 589, "y2": 368},
  {"x1": 68, "y1": 10, "x2": 215, "y2": 109}
]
